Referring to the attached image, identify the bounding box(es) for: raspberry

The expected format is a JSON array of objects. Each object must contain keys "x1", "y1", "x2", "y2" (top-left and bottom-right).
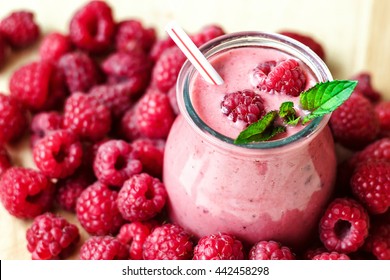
[
  {"x1": 143, "y1": 223, "x2": 193, "y2": 260},
  {"x1": 0, "y1": 35, "x2": 9, "y2": 68},
  {"x1": 149, "y1": 37, "x2": 175, "y2": 62},
  {"x1": 167, "y1": 86, "x2": 180, "y2": 115},
  {"x1": 375, "y1": 101, "x2": 390, "y2": 137},
  {"x1": 9, "y1": 60, "x2": 53, "y2": 111},
  {"x1": 248, "y1": 240, "x2": 295, "y2": 260},
  {"x1": 312, "y1": 252, "x2": 350, "y2": 260},
  {"x1": 151, "y1": 46, "x2": 186, "y2": 93},
  {"x1": 69, "y1": 0, "x2": 115, "y2": 54},
  {"x1": 26, "y1": 213, "x2": 80, "y2": 260},
  {"x1": 193, "y1": 232, "x2": 244, "y2": 260},
  {"x1": 351, "y1": 72, "x2": 381, "y2": 103},
  {"x1": 41, "y1": 66, "x2": 69, "y2": 111},
  {"x1": 348, "y1": 138, "x2": 390, "y2": 169},
  {"x1": 253, "y1": 59, "x2": 307, "y2": 96},
  {"x1": 117, "y1": 221, "x2": 152, "y2": 260},
  {"x1": 220, "y1": 90, "x2": 265, "y2": 124},
  {"x1": 190, "y1": 24, "x2": 225, "y2": 47},
  {"x1": 0, "y1": 93, "x2": 28, "y2": 144},
  {"x1": 117, "y1": 173, "x2": 167, "y2": 221},
  {"x1": 0, "y1": 167, "x2": 54, "y2": 219},
  {"x1": 76, "y1": 181, "x2": 124, "y2": 235},
  {"x1": 319, "y1": 198, "x2": 369, "y2": 254},
  {"x1": 0, "y1": 11, "x2": 40, "y2": 49},
  {"x1": 80, "y1": 236, "x2": 129, "y2": 260},
  {"x1": 0, "y1": 145, "x2": 11, "y2": 177},
  {"x1": 39, "y1": 32, "x2": 73, "y2": 62},
  {"x1": 56, "y1": 175, "x2": 90, "y2": 212},
  {"x1": 350, "y1": 161, "x2": 390, "y2": 214},
  {"x1": 119, "y1": 106, "x2": 141, "y2": 141},
  {"x1": 58, "y1": 52, "x2": 101, "y2": 93},
  {"x1": 279, "y1": 31, "x2": 326, "y2": 60},
  {"x1": 330, "y1": 94, "x2": 380, "y2": 150},
  {"x1": 93, "y1": 140, "x2": 142, "y2": 187},
  {"x1": 30, "y1": 111, "x2": 63, "y2": 148},
  {"x1": 304, "y1": 246, "x2": 328, "y2": 260},
  {"x1": 364, "y1": 223, "x2": 390, "y2": 260},
  {"x1": 132, "y1": 138, "x2": 165, "y2": 178},
  {"x1": 63, "y1": 93, "x2": 111, "y2": 142},
  {"x1": 115, "y1": 20, "x2": 156, "y2": 53}
]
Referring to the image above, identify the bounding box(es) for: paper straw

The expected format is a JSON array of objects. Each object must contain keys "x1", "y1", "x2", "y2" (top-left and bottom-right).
[{"x1": 165, "y1": 21, "x2": 224, "y2": 86}]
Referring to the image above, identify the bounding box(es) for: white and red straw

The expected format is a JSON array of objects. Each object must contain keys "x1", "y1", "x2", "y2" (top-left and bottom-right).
[{"x1": 165, "y1": 21, "x2": 224, "y2": 86}]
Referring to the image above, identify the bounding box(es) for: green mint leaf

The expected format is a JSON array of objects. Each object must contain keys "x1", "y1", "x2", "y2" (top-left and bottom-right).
[
  {"x1": 300, "y1": 80, "x2": 357, "y2": 124},
  {"x1": 286, "y1": 116, "x2": 301, "y2": 126},
  {"x1": 245, "y1": 125, "x2": 286, "y2": 142},
  {"x1": 279, "y1": 101, "x2": 300, "y2": 126}
]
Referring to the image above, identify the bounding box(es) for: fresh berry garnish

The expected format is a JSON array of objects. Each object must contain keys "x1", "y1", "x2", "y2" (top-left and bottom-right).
[
  {"x1": 279, "y1": 31, "x2": 326, "y2": 60},
  {"x1": 26, "y1": 213, "x2": 80, "y2": 260},
  {"x1": 39, "y1": 32, "x2": 72, "y2": 62},
  {"x1": 143, "y1": 223, "x2": 193, "y2": 260},
  {"x1": 221, "y1": 90, "x2": 265, "y2": 124},
  {"x1": 0, "y1": 145, "x2": 11, "y2": 177},
  {"x1": 117, "y1": 221, "x2": 152, "y2": 260},
  {"x1": 80, "y1": 236, "x2": 129, "y2": 260},
  {"x1": 149, "y1": 37, "x2": 175, "y2": 62},
  {"x1": 55, "y1": 175, "x2": 90, "y2": 212},
  {"x1": 375, "y1": 101, "x2": 390, "y2": 137},
  {"x1": 351, "y1": 72, "x2": 381, "y2": 103},
  {"x1": 193, "y1": 232, "x2": 244, "y2": 260},
  {"x1": 319, "y1": 198, "x2": 369, "y2": 254},
  {"x1": 0, "y1": 167, "x2": 54, "y2": 219},
  {"x1": 364, "y1": 223, "x2": 390, "y2": 260},
  {"x1": 117, "y1": 173, "x2": 167, "y2": 221},
  {"x1": 132, "y1": 138, "x2": 165, "y2": 178},
  {"x1": 30, "y1": 111, "x2": 63, "y2": 148},
  {"x1": 190, "y1": 24, "x2": 225, "y2": 47},
  {"x1": 248, "y1": 240, "x2": 295, "y2": 260},
  {"x1": 312, "y1": 252, "x2": 350, "y2": 260}
]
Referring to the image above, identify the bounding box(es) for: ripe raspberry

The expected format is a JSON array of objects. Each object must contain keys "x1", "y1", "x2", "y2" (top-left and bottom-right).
[
  {"x1": 193, "y1": 232, "x2": 244, "y2": 260},
  {"x1": 167, "y1": 86, "x2": 179, "y2": 115},
  {"x1": 119, "y1": 106, "x2": 141, "y2": 141},
  {"x1": 80, "y1": 236, "x2": 129, "y2": 260},
  {"x1": 319, "y1": 198, "x2": 369, "y2": 254},
  {"x1": 0, "y1": 35, "x2": 9, "y2": 68},
  {"x1": 117, "y1": 173, "x2": 167, "y2": 221},
  {"x1": 30, "y1": 111, "x2": 63, "y2": 148},
  {"x1": 0, "y1": 11, "x2": 40, "y2": 49},
  {"x1": 69, "y1": 0, "x2": 115, "y2": 54},
  {"x1": 364, "y1": 223, "x2": 390, "y2": 260},
  {"x1": 312, "y1": 252, "x2": 350, "y2": 260},
  {"x1": 117, "y1": 221, "x2": 152, "y2": 260},
  {"x1": 375, "y1": 101, "x2": 390, "y2": 137},
  {"x1": 143, "y1": 223, "x2": 193, "y2": 260},
  {"x1": 0, "y1": 167, "x2": 54, "y2": 218},
  {"x1": 348, "y1": 138, "x2": 390, "y2": 169},
  {"x1": 351, "y1": 72, "x2": 381, "y2": 103},
  {"x1": 330, "y1": 94, "x2": 380, "y2": 150},
  {"x1": 0, "y1": 93, "x2": 28, "y2": 144},
  {"x1": 252, "y1": 59, "x2": 306, "y2": 96},
  {"x1": 303, "y1": 246, "x2": 328, "y2": 260},
  {"x1": 149, "y1": 37, "x2": 175, "y2": 62},
  {"x1": 26, "y1": 213, "x2": 80, "y2": 260},
  {"x1": 39, "y1": 32, "x2": 72, "y2": 62},
  {"x1": 350, "y1": 161, "x2": 390, "y2": 214},
  {"x1": 279, "y1": 31, "x2": 326, "y2": 60},
  {"x1": 0, "y1": 145, "x2": 11, "y2": 177},
  {"x1": 151, "y1": 46, "x2": 186, "y2": 93},
  {"x1": 221, "y1": 90, "x2": 265, "y2": 124},
  {"x1": 56, "y1": 175, "x2": 90, "y2": 212},
  {"x1": 93, "y1": 140, "x2": 142, "y2": 187},
  {"x1": 76, "y1": 181, "x2": 124, "y2": 235},
  {"x1": 63, "y1": 93, "x2": 111, "y2": 142},
  {"x1": 115, "y1": 19, "x2": 156, "y2": 53},
  {"x1": 248, "y1": 240, "x2": 295, "y2": 260},
  {"x1": 41, "y1": 66, "x2": 69, "y2": 111},
  {"x1": 190, "y1": 24, "x2": 225, "y2": 47},
  {"x1": 132, "y1": 138, "x2": 165, "y2": 178}
]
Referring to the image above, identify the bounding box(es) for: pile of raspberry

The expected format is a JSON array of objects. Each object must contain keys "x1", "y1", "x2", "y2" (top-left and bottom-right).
[{"x1": 0, "y1": 1, "x2": 389, "y2": 260}]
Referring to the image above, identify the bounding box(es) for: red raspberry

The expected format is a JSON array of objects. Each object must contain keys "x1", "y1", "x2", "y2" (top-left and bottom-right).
[
  {"x1": 69, "y1": 0, "x2": 115, "y2": 54},
  {"x1": 26, "y1": 213, "x2": 80, "y2": 260},
  {"x1": 0, "y1": 35, "x2": 9, "y2": 68},
  {"x1": 303, "y1": 246, "x2": 328, "y2": 260},
  {"x1": 76, "y1": 181, "x2": 124, "y2": 235},
  {"x1": 364, "y1": 223, "x2": 390, "y2": 260},
  {"x1": 319, "y1": 198, "x2": 369, "y2": 254},
  {"x1": 30, "y1": 111, "x2": 63, "y2": 148},
  {"x1": 375, "y1": 101, "x2": 390, "y2": 137},
  {"x1": 351, "y1": 72, "x2": 381, "y2": 103},
  {"x1": 132, "y1": 138, "x2": 165, "y2": 178},
  {"x1": 119, "y1": 106, "x2": 141, "y2": 141},
  {"x1": 0, "y1": 11, "x2": 40, "y2": 49},
  {"x1": 253, "y1": 59, "x2": 307, "y2": 96},
  {"x1": 348, "y1": 138, "x2": 390, "y2": 169},
  {"x1": 167, "y1": 86, "x2": 180, "y2": 115},
  {"x1": 0, "y1": 167, "x2": 54, "y2": 219},
  {"x1": 41, "y1": 66, "x2": 69, "y2": 111},
  {"x1": 117, "y1": 221, "x2": 152, "y2": 260},
  {"x1": 312, "y1": 252, "x2": 350, "y2": 260},
  {"x1": 39, "y1": 32, "x2": 72, "y2": 62},
  {"x1": 248, "y1": 240, "x2": 295, "y2": 260},
  {"x1": 93, "y1": 140, "x2": 142, "y2": 187},
  {"x1": 190, "y1": 24, "x2": 225, "y2": 47},
  {"x1": 80, "y1": 236, "x2": 129, "y2": 260},
  {"x1": 149, "y1": 37, "x2": 175, "y2": 62},
  {"x1": 117, "y1": 173, "x2": 167, "y2": 221},
  {"x1": 55, "y1": 175, "x2": 90, "y2": 212},
  {"x1": 63, "y1": 93, "x2": 111, "y2": 142},
  {"x1": 115, "y1": 19, "x2": 156, "y2": 54},
  {"x1": 221, "y1": 90, "x2": 265, "y2": 125},
  {"x1": 143, "y1": 223, "x2": 193, "y2": 260},
  {"x1": 350, "y1": 161, "x2": 390, "y2": 214},
  {"x1": 330, "y1": 94, "x2": 380, "y2": 150},
  {"x1": 0, "y1": 145, "x2": 11, "y2": 177},
  {"x1": 193, "y1": 232, "x2": 244, "y2": 260},
  {"x1": 151, "y1": 46, "x2": 186, "y2": 93},
  {"x1": 0, "y1": 93, "x2": 28, "y2": 144},
  {"x1": 279, "y1": 31, "x2": 326, "y2": 60}
]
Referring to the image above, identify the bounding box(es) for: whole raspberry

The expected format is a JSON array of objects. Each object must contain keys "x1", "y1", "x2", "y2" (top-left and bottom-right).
[
  {"x1": 119, "y1": 106, "x2": 141, "y2": 141},
  {"x1": 93, "y1": 140, "x2": 142, "y2": 187},
  {"x1": 132, "y1": 138, "x2": 165, "y2": 178},
  {"x1": 193, "y1": 232, "x2": 244, "y2": 260},
  {"x1": 69, "y1": 0, "x2": 115, "y2": 54},
  {"x1": 312, "y1": 252, "x2": 350, "y2": 260},
  {"x1": 41, "y1": 66, "x2": 69, "y2": 111},
  {"x1": 330, "y1": 94, "x2": 380, "y2": 150},
  {"x1": 9, "y1": 60, "x2": 53, "y2": 111},
  {"x1": 143, "y1": 223, "x2": 193, "y2": 260},
  {"x1": 190, "y1": 24, "x2": 225, "y2": 47},
  {"x1": 115, "y1": 20, "x2": 156, "y2": 54},
  {"x1": 149, "y1": 37, "x2": 175, "y2": 62},
  {"x1": 80, "y1": 236, "x2": 129, "y2": 260},
  {"x1": 63, "y1": 93, "x2": 111, "y2": 142},
  {"x1": 279, "y1": 31, "x2": 326, "y2": 60},
  {"x1": 26, "y1": 213, "x2": 80, "y2": 260},
  {"x1": 167, "y1": 86, "x2": 179, "y2": 115},
  {"x1": 0, "y1": 145, "x2": 11, "y2": 177},
  {"x1": 0, "y1": 93, "x2": 28, "y2": 144},
  {"x1": 30, "y1": 111, "x2": 63, "y2": 148},
  {"x1": 39, "y1": 32, "x2": 72, "y2": 62},
  {"x1": 0, "y1": 35, "x2": 9, "y2": 68},
  {"x1": 319, "y1": 198, "x2": 369, "y2": 254},
  {"x1": 375, "y1": 101, "x2": 390, "y2": 137},
  {"x1": 117, "y1": 173, "x2": 167, "y2": 221},
  {"x1": 248, "y1": 240, "x2": 295, "y2": 260},
  {"x1": 364, "y1": 223, "x2": 390, "y2": 260},
  {"x1": 76, "y1": 181, "x2": 124, "y2": 235},
  {"x1": 0, "y1": 167, "x2": 54, "y2": 218},
  {"x1": 351, "y1": 72, "x2": 381, "y2": 103},
  {"x1": 56, "y1": 175, "x2": 90, "y2": 212},
  {"x1": 117, "y1": 221, "x2": 152, "y2": 260},
  {"x1": 253, "y1": 59, "x2": 307, "y2": 96},
  {"x1": 350, "y1": 161, "x2": 390, "y2": 214},
  {"x1": 348, "y1": 138, "x2": 390, "y2": 169},
  {"x1": 0, "y1": 11, "x2": 40, "y2": 49},
  {"x1": 304, "y1": 246, "x2": 328, "y2": 260},
  {"x1": 221, "y1": 90, "x2": 265, "y2": 124}
]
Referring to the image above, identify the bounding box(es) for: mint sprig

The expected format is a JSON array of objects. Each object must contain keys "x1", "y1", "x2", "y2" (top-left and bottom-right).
[{"x1": 279, "y1": 101, "x2": 300, "y2": 125}]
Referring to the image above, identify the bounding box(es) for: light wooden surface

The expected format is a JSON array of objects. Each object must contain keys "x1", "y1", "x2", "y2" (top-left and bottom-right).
[{"x1": 0, "y1": 0, "x2": 389, "y2": 260}]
